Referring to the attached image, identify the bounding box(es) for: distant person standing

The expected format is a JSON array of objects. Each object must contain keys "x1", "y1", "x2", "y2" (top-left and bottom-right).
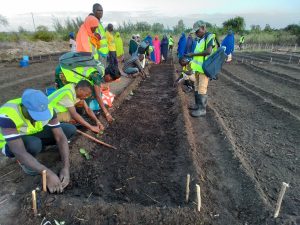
[
  {"x1": 129, "y1": 35, "x2": 138, "y2": 56},
  {"x1": 153, "y1": 35, "x2": 161, "y2": 64},
  {"x1": 115, "y1": 32, "x2": 125, "y2": 63},
  {"x1": 144, "y1": 34, "x2": 155, "y2": 62},
  {"x1": 221, "y1": 30, "x2": 235, "y2": 62},
  {"x1": 106, "y1": 23, "x2": 118, "y2": 67},
  {"x1": 185, "y1": 33, "x2": 195, "y2": 54},
  {"x1": 92, "y1": 3, "x2": 109, "y2": 64},
  {"x1": 160, "y1": 35, "x2": 169, "y2": 63},
  {"x1": 168, "y1": 35, "x2": 174, "y2": 54},
  {"x1": 69, "y1": 32, "x2": 76, "y2": 52},
  {"x1": 177, "y1": 32, "x2": 186, "y2": 58},
  {"x1": 76, "y1": 15, "x2": 99, "y2": 57},
  {"x1": 239, "y1": 34, "x2": 245, "y2": 50},
  {"x1": 185, "y1": 24, "x2": 214, "y2": 117}
]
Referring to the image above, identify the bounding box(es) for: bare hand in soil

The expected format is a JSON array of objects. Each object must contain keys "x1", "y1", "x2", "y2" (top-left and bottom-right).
[
  {"x1": 105, "y1": 113, "x2": 114, "y2": 122},
  {"x1": 47, "y1": 171, "x2": 63, "y2": 193},
  {"x1": 59, "y1": 167, "x2": 70, "y2": 190},
  {"x1": 90, "y1": 125, "x2": 101, "y2": 134},
  {"x1": 97, "y1": 121, "x2": 105, "y2": 131}
]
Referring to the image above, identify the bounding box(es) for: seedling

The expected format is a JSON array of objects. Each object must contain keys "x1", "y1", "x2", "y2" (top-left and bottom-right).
[
  {"x1": 79, "y1": 148, "x2": 91, "y2": 160},
  {"x1": 54, "y1": 220, "x2": 65, "y2": 225}
]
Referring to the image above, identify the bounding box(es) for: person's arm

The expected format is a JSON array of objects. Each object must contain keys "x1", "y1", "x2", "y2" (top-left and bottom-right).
[
  {"x1": 94, "y1": 84, "x2": 113, "y2": 122},
  {"x1": 68, "y1": 105, "x2": 101, "y2": 133},
  {"x1": 82, "y1": 101, "x2": 104, "y2": 131},
  {"x1": 186, "y1": 46, "x2": 212, "y2": 57},
  {"x1": 6, "y1": 136, "x2": 63, "y2": 193},
  {"x1": 50, "y1": 122, "x2": 70, "y2": 190}
]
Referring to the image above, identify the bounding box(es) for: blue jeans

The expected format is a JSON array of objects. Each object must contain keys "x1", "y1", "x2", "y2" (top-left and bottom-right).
[{"x1": 124, "y1": 67, "x2": 139, "y2": 74}]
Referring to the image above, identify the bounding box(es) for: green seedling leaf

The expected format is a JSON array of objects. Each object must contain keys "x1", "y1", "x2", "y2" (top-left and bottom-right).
[
  {"x1": 79, "y1": 148, "x2": 87, "y2": 155},
  {"x1": 54, "y1": 221, "x2": 65, "y2": 225},
  {"x1": 85, "y1": 154, "x2": 91, "y2": 160},
  {"x1": 80, "y1": 148, "x2": 91, "y2": 160}
]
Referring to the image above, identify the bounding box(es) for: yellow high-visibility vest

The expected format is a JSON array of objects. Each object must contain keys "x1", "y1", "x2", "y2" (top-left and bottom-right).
[{"x1": 0, "y1": 99, "x2": 53, "y2": 148}]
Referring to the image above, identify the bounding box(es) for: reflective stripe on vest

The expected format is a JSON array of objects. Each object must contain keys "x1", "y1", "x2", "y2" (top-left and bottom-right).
[
  {"x1": 190, "y1": 33, "x2": 213, "y2": 73},
  {"x1": 61, "y1": 64, "x2": 104, "y2": 85},
  {"x1": 0, "y1": 99, "x2": 53, "y2": 148},
  {"x1": 96, "y1": 23, "x2": 109, "y2": 56},
  {"x1": 48, "y1": 84, "x2": 75, "y2": 113}
]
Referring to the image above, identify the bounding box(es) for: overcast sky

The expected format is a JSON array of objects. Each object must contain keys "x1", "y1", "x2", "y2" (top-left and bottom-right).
[{"x1": 0, "y1": 0, "x2": 299, "y2": 31}]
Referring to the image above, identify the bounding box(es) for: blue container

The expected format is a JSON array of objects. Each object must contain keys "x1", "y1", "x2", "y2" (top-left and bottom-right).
[
  {"x1": 23, "y1": 55, "x2": 29, "y2": 61},
  {"x1": 89, "y1": 99, "x2": 100, "y2": 111},
  {"x1": 19, "y1": 60, "x2": 29, "y2": 68},
  {"x1": 45, "y1": 87, "x2": 56, "y2": 96}
]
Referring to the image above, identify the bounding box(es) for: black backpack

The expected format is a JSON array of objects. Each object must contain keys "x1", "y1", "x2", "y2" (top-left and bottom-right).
[
  {"x1": 202, "y1": 34, "x2": 226, "y2": 80},
  {"x1": 202, "y1": 47, "x2": 226, "y2": 80},
  {"x1": 59, "y1": 52, "x2": 103, "y2": 74}
]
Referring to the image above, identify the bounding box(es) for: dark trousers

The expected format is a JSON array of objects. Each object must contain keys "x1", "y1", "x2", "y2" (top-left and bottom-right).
[
  {"x1": 5, "y1": 123, "x2": 76, "y2": 158},
  {"x1": 107, "y1": 51, "x2": 118, "y2": 67}
]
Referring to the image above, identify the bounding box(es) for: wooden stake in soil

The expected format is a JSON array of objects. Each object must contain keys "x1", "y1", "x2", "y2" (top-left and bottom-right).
[
  {"x1": 76, "y1": 130, "x2": 117, "y2": 149},
  {"x1": 196, "y1": 184, "x2": 201, "y2": 212},
  {"x1": 185, "y1": 174, "x2": 190, "y2": 203},
  {"x1": 42, "y1": 170, "x2": 47, "y2": 192},
  {"x1": 274, "y1": 182, "x2": 289, "y2": 218},
  {"x1": 32, "y1": 190, "x2": 37, "y2": 216}
]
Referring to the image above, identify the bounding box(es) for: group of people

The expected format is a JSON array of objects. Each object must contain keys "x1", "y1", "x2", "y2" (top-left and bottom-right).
[
  {"x1": 0, "y1": 2, "x2": 244, "y2": 193},
  {"x1": 128, "y1": 33, "x2": 174, "y2": 64},
  {"x1": 0, "y1": 3, "x2": 150, "y2": 193}
]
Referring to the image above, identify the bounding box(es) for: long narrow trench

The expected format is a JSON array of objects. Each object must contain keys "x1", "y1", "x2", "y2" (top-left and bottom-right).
[{"x1": 71, "y1": 64, "x2": 196, "y2": 206}]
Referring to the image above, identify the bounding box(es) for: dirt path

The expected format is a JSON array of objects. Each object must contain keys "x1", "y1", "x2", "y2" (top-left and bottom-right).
[
  {"x1": 223, "y1": 64, "x2": 300, "y2": 107},
  {"x1": 208, "y1": 74, "x2": 300, "y2": 224},
  {"x1": 8, "y1": 64, "x2": 204, "y2": 225},
  {"x1": 0, "y1": 60, "x2": 299, "y2": 225},
  {"x1": 243, "y1": 63, "x2": 300, "y2": 83}
]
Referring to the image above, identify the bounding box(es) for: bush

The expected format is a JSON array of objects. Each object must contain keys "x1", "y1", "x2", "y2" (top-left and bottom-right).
[{"x1": 33, "y1": 26, "x2": 55, "y2": 42}]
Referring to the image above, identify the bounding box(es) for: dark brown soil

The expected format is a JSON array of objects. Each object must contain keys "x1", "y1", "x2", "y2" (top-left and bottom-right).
[{"x1": 0, "y1": 55, "x2": 299, "y2": 225}]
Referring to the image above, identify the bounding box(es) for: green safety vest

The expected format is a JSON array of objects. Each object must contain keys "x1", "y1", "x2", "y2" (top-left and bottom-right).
[
  {"x1": 212, "y1": 34, "x2": 218, "y2": 53},
  {"x1": 61, "y1": 62, "x2": 104, "y2": 86},
  {"x1": 48, "y1": 84, "x2": 76, "y2": 114},
  {"x1": 0, "y1": 99, "x2": 53, "y2": 148},
  {"x1": 239, "y1": 36, "x2": 245, "y2": 44},
  {"x1": 169, "y1": 38, "x2": 174, "y2": 46},
  {"x1": 96, "y1": 22, "x2": 109, "y2": 57},
  {"x1": 190, "y1": 33, "x2": 214, "y2": 73}
]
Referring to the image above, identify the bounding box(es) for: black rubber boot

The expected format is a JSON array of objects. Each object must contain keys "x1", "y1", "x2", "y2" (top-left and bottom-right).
[
  {"x1": 190, "y1": 94, "x2": 207, "y2": 117},
  {"x1": 188, "y1": 92, "x2": 199, "y2": 110}
]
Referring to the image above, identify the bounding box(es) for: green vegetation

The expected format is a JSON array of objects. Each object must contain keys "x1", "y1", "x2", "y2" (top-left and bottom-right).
[{"x1": 0, "y1": 13, "x2": 299, "y2": 46}]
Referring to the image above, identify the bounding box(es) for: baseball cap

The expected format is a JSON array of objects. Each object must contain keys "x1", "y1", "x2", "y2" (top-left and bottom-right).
[
  {"x1": 21, "y1": 89, "x2": 52, "y2": 121},
  {"x1": 192, "y1": 23, "x2": 206, "y2": 33}
]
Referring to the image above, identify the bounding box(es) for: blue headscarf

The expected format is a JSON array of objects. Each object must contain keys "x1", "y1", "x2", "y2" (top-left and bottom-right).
[
  {"x1": 177, "y1": 32, "x2": 186, "y2": 58},
  {"x1": 69, "y1": 32, "x2": 75, "y2": 39},
  {"x1": 221, "y1": 30, "x2": 235, "y2": 55},
  {"x1": 185, "y1": 34, "x2": 194, "y2": 54},
  {"x1": 144, "y1": 35, "x2": 155, "y2": 62}
]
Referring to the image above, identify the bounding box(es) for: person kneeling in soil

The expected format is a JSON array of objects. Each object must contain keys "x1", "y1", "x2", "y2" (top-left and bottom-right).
[
  {"x1": 123, "y1": 54, "x2": 147, "y2": 78},
  {"x1": 174, "y1": 56, "x2": 195, "y2": 93},
  {"x1": 0, "y1": 89, "x2": 76, "y2": 193},
  {"x1": 56, "y1": 55, "x2": 121, "y2": 123},
  {"x1": 48, "y1": 80, "x2": 104, "y2": 133}
]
